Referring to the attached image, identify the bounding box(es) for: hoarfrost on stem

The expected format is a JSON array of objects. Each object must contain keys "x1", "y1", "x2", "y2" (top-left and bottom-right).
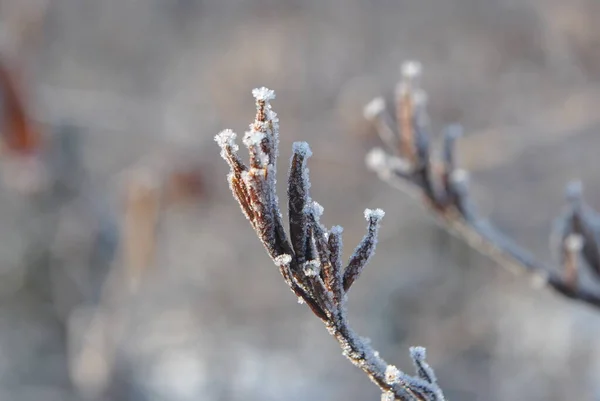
[{"x1": 215, "y1": 87, "x2": 445, "y2": 401}]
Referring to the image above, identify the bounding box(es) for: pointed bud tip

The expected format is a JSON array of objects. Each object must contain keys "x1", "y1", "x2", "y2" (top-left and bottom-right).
[
  {"x1": 410, "y1": 346, "x2": 427, "y2": 360},
  {"x1": 274, "y1": 254, "x2": 292, "y2": 266},
  {"x1": 292, "y1": 141, "x2": 313, "y2": 158}
]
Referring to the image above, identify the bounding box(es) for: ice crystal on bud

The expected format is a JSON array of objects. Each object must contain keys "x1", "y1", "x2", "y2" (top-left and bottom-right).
[
  {"x1": 214, "y1": 129, "x2": 238, "y2": 153},
  {"x1": 243, "y1": 131, "x2": 265, "y2": 147},
  {"x1": 385, "y1": 365, "x2": 400, "y2": 385},
  {"x1": 381, "y1": 391, "x2": 394, "y2": 401},
  {"x1": 363, "y1": 97, "x2": 386, "y2": 120},
  {"x1": 292, "y1": 141, "x2": 313, "y2": 159},
  {"x1": 365, "y1": 208, "x2": 385, "y2": 221},
  {"x1": 311, "y1": 201, "x2": 324, "y2": 219},
  {"x1": 252, "y1": 87, "x2": 275, "y2": 102},
  {"x1": 303, "y1": 260, "x2": 321, "y2": 277},
  {"x1": 274, "y1": 254, "x2": 292, "y2": 267}
]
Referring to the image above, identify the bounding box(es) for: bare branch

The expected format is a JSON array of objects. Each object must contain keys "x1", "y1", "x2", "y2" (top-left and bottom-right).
[
  {"x1": 216, "y1": 87, "x2": 445, "y2": 400},
  {"x1": 365, "y1": 61, "x2": 600, "y2": 311}
]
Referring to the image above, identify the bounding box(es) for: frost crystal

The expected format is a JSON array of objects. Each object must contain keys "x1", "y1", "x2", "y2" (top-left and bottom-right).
[
  {"x1": 252, "y1": 87, "x2": 276, "y2": 102},
  {"x1": 303, "y1": 260, "x2": 321, "y2": 277},
  {"x1": 363, "y1": 97, "x2": 385, "y2": 120},
  {"x1": 214, "y1": 129, "x2": 239, "y2": 153},
  {"x1": 243, "y1": 130, "x2": 265, "y2": 147},
  {"x1": 312, "y1": 201, "x2": 325, "y2": 219},
  {"x1": 365, "y1": 208, "x2": 385, "y2": 221},
  {"x1": 292, "y1": 141, "x2": 313, "y2": 159},
  {"x1": 381, "y1": 391, "x2": 394, "y2": 401},
  {"x1": 384, "y1": 365, "x2": 400, "y2": 385},
  {"x1": 274, "y1": 254, "x2": 292, "y2": 266},
  {"x1": 331, "y1": 225, "x2": 344, "y2": 235}
]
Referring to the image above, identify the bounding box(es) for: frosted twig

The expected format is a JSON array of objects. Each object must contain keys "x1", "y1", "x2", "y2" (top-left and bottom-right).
[
  {"x1": 216, "y1": 88, "x2": 445, "y2": 400},
  {"x1": 365, "y1": 61, "x2": 600, "y2": 310}
]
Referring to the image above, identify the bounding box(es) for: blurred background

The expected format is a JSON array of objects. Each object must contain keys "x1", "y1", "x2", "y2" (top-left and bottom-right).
[{"x1": 1, "y1": 0, "x2": 600, "y2": 400}]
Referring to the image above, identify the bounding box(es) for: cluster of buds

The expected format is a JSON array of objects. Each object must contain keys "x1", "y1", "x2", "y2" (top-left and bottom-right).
[
  {"x1": 216, "y1": 88, "x2": 445, "y2": 400},
  {"x1": 365, "y1": 61, "x2": 600, "y2": 309}
]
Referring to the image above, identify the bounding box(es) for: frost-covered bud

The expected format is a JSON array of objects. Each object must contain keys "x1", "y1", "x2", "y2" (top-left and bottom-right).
[
  {"x1": 274, "y1": 254, "x2": 293, "y2": 267},
  {"x1": 343, "y1": 208, "x2": 385, "y2": 292},
  {"x1": 292, "y1": 141, "x2": 313, "y2": 159},
  {"x1": 365, "y1": 209, "x2": 385, "y2": 223},
  {"x1": 252, "y1": 87, "x2": 276, "y2": 102},
  {"x1": 363, "y1": 97, "x2": 386, "y2": 120},
  {"x1": 243, "y1": 130, "x2": 269, "y2": 167},
  {"x1": 303, "y1": 260, "x2": 321, "y2": 277},
  {"x1": 381, "y1": 391, "x2": 394, "y2": 401},
  {"x1": 214, "y1": 129, "x2": 238, "y2": 153},
  {"x1": 311, "y1": 201, "x2": 324, "y2": 219},
  {"x1": 385, "y1": 364, "x2": 400, "y2": 385}
]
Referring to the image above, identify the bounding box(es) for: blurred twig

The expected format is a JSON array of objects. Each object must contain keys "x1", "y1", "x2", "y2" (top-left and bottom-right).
[{"x1": 364, "y1": 61, "x2": 600, "y2": 310}]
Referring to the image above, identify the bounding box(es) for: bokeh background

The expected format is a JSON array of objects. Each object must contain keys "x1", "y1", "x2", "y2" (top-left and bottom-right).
[{"x1": 1, "y1": 0, "x2": 600, "y2": 400}]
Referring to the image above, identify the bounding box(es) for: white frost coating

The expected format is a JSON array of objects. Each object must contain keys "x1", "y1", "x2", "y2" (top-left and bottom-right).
[
  {"x1": 565, "y1": 234, "x2": 584, "y2": 252},
  {"x1": 252, "y1": 87, "x2": 275, "y2": 102},
  {"x1": 292, "y1": 141, "x2": 313, "y2": 159},
  {"x1": 330, "y1": 225, "x2": 344, "y2": 235},
  {"x1": 384, "y1": 365, "x2": 400, "y2": 385},
  {"x1": 410, "y1": 346, "x2": 426, "y2": 361},
  {"x1": 214, "y1": 129, "x2": 238, "y2": 152},
  {"x1": 401, "y1": 60, "x2": 423, "y2": 80},
  {"x1": 450, "y1": 168, "x2": 469, "y2": 185},
  {"x1": 303, "y1": 260, "x2": 321, "y2": 277},
  {"x1": 312, "y1": 201, "x2": 324, "y2": 218},
  {"x1": 363, "y1": 97, "x2": 385, "y2": 120},
  {"x1": 297, "y1": 297, "x2": 305, "y2": 304},
  {"x1": 381, "y1": 391, "x2": 394, "y2": 401},
  {"x1": 365, "y1": 208, "x2": 385, "y2": 221},
  {"x1": 243, "y1": 130, "x2": 265, "y2": 147},
  {"x1": 274, "y1": 254, "x2": 292, "y2": 266}
]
